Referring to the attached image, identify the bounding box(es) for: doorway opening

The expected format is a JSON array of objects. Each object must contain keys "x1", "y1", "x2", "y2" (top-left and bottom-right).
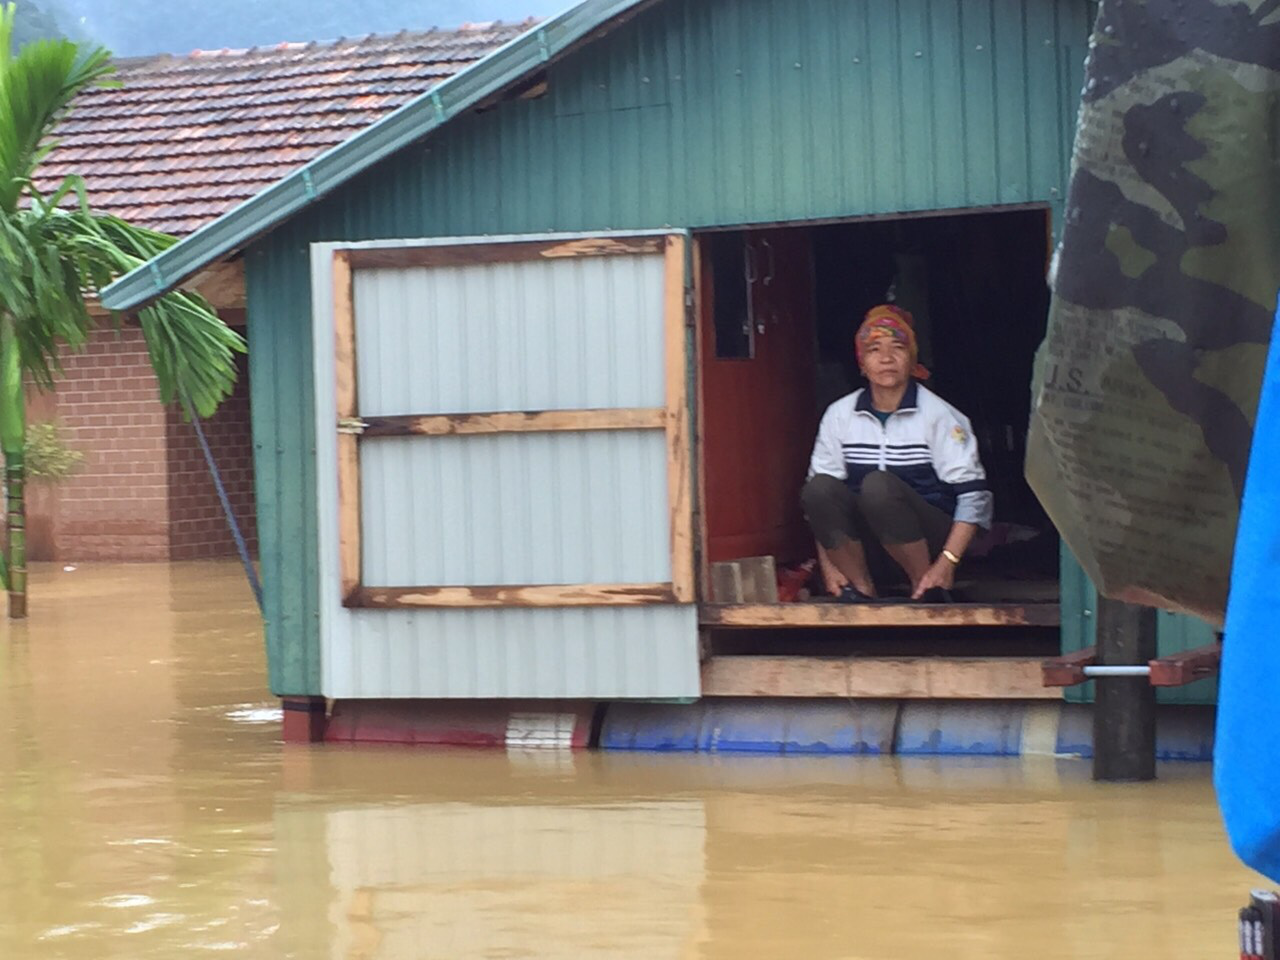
[{"x1": 695, "y1": 207, "x2": 1059, "y2": 645}]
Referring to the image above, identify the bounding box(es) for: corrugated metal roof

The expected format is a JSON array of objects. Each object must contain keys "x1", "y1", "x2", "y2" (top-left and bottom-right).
[{"x1": 37, "y1": 23, "x2": 533, "y2": 237}]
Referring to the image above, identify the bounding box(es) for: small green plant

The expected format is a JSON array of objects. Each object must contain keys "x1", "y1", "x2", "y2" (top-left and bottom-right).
[{"x1": 23, "y1": 420, "x2": 82, "y2": 481}]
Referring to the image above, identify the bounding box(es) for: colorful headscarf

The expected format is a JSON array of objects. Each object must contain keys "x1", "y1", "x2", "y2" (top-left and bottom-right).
[{"x1": 855, "y1": 304, "x2": 929, "y2": 379}]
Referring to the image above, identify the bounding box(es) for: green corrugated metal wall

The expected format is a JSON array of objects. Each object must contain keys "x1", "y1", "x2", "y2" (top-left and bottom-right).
[
  {"x1": 1059, "y1": 546, "x2": 1220, "y2": 706},
  {"x1": 248, "y1": 0, "x2": 1096, "y2": 696}
]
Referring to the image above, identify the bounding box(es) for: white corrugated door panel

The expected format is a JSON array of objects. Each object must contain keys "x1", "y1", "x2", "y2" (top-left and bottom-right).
[{"x1": 312, "y1": 233, "x2": 700, "y2": 699}]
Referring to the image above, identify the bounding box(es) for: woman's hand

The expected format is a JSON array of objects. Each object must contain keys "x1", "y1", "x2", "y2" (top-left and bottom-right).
[{"x1": 912, "y1": 557, "x2": 956, "y2": 599}]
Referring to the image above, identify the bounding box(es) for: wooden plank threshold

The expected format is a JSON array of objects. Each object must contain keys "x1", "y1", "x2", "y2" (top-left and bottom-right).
[
  {"x1": 702, "y1": 655, "x2": 1061, "y2": 700},
  {"x1": 699, "y1": 601, "x2": 1060, "y2": 628}
]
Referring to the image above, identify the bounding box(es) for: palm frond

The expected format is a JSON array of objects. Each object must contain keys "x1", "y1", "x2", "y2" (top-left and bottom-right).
[
  {"x1": 38, "y1": 209, "x2": 245, "y2": 416},
  {"x1": 0, "y1": 4, "x2": 242, "y2": 422},
  {"x1": 0, "y1": 3, "x2": 114, "y2": 214}
]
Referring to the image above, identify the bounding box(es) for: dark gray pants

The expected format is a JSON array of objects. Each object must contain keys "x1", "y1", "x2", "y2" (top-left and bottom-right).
[{"x1": 801, "y1": 472, "x2": 951, "y2": 558}]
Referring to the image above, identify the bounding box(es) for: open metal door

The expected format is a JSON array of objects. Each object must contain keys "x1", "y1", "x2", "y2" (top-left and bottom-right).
[{"x1": 313, "y1": 232, "x2": 699, "y2": 700}]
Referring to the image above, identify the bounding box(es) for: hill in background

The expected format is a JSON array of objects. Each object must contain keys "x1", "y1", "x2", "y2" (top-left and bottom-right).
[{"x1": 12, "y1": 0, "x2": 554, "y2": 56}]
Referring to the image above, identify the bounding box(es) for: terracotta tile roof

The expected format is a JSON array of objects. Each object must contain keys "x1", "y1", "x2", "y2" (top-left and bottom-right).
[{"x1": 36, "y1": 22, "x2": 536, "y2": 237}]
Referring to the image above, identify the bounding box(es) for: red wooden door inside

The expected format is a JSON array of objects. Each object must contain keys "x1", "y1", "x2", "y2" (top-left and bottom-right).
[{"x1": 699, "y1": 228, "x2": 818, "y2": 567}]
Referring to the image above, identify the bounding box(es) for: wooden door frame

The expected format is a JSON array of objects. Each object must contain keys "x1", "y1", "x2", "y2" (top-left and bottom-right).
[
  {"x1": 692, "y1": 234, "x2": 711, "y2": 605},
  {"x1": 331, "y1": 233, "x2": 695, "y2": 609}
]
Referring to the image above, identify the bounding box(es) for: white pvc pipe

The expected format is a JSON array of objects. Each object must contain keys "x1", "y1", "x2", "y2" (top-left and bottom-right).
[{"x1": 1082, "y1": 665, "x2": 1152, "y2": 678}]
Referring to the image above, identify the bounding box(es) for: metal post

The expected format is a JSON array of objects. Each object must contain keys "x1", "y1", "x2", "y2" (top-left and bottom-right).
[
  {"x1": 1093, "y1": 597, "x2": 1158, "y2": 781},
  {"x1": 1082, "y1": 665, "x2": 1151, "y2": 678}
]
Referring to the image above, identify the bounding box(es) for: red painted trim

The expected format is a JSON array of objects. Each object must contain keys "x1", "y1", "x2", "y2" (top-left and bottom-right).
[
  {"x1": 1149, "y1": 642, "x2": 1222, "y2": 687},
  {"x1": 1041, "y1": 645, "x2": 1098, "y2": 687},
  {"x1": 324, "y1": 700, "x2": 594, "y2": 748}
]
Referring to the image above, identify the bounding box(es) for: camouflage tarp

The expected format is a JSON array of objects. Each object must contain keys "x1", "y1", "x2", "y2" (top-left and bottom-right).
[{"x1": 1027, "y1": 0, "x2": 1280, "y2": 624}]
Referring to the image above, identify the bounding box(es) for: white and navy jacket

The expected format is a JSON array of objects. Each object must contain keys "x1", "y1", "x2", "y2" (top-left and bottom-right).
[{"x1": 809, "y1": 381, "x2": 994, "y2": 528}]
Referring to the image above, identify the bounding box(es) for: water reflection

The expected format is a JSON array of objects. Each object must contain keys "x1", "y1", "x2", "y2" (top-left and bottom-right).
[{"x1": 0, "y1": 563, "x2": 1265, "y2": 959}]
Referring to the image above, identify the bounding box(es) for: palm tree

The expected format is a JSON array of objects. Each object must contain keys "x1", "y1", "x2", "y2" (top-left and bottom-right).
[{"x1": 0, "y1": 5, "x2": 244, "y2": 618}]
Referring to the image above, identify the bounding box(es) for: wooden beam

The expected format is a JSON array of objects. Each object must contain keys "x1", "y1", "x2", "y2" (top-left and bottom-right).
[
  {"x1": 333, "y1": 250, "x2": 361, "y2": 600},
  {"x1": 344, "y1": 235, "x2": 665, "y2": 270},
  {"x1": 518, "y1": 77, "x2": 549, "y2": 100},
  {"x1": 360, "y1": 407, "x2": 665, "y2": 438},
  {"x1": 181, "y1": 258, "x2": 246, "y2": 310},
  {"x1": 1148, "y1": 641, "x2": 1222, "y2": 687},
  {"x1": 337, "y1": 434, "x2": 361, "y2": 602},
  {"x1": 347, "y1": 582, "x2": 678, "y2": 609},
  {"x1": 691, "y1": 237, "x2": 711, "y2": 603},
  {"x1": 699, "y1": 602, "x2": 1060, "y2": 628},
  {"x1": 704, "y1": 655, "x2": 849, "y2": 697},
  {"x1": 334, "y1": 250, "x2": 357, "y2": 419},
  {"x1": 701, "y1": 655, "x2": 1061, "y2": 699},
  {"x1": 1093, "y1": 598, "x2": 1157, "y2": 782},
  {"x1": 1041, "y1": 645, "x2": 1098, "y2": 687},
  {"x1": 665, "y1": 234, "x2": 695, "y2": 603}
]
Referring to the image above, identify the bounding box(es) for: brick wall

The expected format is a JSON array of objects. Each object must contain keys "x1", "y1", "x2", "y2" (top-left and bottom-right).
[
  {"x1": 20, "y1": 320, "x2": 257, "y2": 562},
  {"x1": 49, "y1": 325, "x2": 171, "y2": 561},
  {"x1": 166, "y1": 353, "x2": 257, "y2": 560}
]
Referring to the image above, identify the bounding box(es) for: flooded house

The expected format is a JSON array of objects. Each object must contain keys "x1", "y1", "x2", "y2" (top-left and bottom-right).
[{"x1": 102, "y1": 0, "x2": 1217, "y2": 742}]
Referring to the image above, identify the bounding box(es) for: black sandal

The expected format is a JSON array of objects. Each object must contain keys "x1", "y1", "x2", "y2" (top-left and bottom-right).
[{"x1": 836, "y1": 584, "x2": 880, "y2": 604}]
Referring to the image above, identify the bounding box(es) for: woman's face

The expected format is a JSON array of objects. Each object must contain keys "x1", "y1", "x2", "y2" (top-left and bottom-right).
[{"x1": 860, "y1": 336, "x2": 911, "y2": 389}]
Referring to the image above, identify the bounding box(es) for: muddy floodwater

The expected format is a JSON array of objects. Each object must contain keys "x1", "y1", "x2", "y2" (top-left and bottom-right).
[{"x1": 0, "y1": 562, "x2": 1265, "y2": 958}]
